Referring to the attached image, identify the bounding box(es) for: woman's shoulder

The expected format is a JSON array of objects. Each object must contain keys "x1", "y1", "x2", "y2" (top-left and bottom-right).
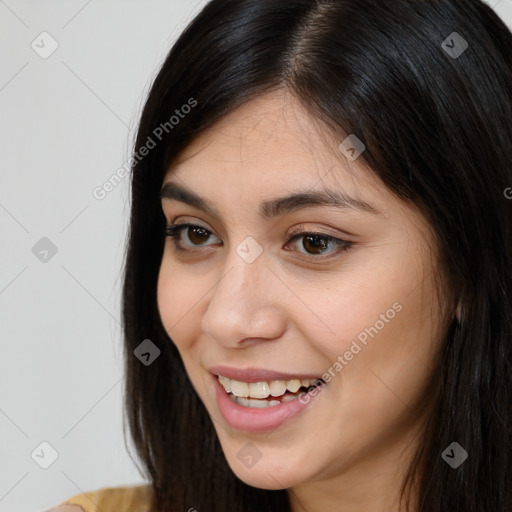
[{"x1": 45, "y1": 483, "x2": 152, "y2": 512}]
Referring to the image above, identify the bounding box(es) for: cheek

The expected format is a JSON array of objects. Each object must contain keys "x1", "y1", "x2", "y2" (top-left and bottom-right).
[
  {"x1": 312, "y1": 265, "x2": 441, "y2": 415},
  {"x1": 306, "y1": 291, "x2": 401, "y2": 386},
  {"x1": 156, "y1": 260, "x2": 205, "y2": 351}
]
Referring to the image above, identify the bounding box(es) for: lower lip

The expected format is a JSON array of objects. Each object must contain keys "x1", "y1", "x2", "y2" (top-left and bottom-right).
[{"x1": 212, "y1": 373, "x2": 325, "y2": 433}]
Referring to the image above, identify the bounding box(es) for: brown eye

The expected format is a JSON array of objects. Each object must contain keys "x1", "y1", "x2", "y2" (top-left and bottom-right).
[
  {"x1": 165, "y1": 223, "x2": 221, "y2": 248},
  {"x1": 301, "y1": 235, "x2": 329, "y2": 255},
  {"x1": 165, "y1": 223, "x2": 353, "y2": 261},
  {"x1": 187, "y1": 226, "x2": 211, "y2": 245},
  {"x1": 287, "y1": 232, "x2": 353, "y2": 259}
]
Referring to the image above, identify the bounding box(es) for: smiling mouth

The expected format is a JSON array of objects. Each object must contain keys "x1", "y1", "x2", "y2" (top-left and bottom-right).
[{"x1": 217, "y1": 375, "x2": 326, "y2": 408}]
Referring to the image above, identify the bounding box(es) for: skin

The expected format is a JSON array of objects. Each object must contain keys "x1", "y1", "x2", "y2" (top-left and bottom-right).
[
  {"x1": 46, "y1": 506, "x2": 85, "y2": 511},
  {"x1": 157, "y1": 88, "x2": 456, "y2": 512}
]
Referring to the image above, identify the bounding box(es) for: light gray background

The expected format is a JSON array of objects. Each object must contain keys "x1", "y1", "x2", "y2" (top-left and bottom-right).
[{"x1": 1, "y1": 1, "x2": 511, "y2": 511}]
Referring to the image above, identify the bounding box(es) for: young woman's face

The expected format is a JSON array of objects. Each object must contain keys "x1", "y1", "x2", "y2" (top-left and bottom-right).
[{"x1": 157, "y1": 89, "x2": 453, "y2": 497}]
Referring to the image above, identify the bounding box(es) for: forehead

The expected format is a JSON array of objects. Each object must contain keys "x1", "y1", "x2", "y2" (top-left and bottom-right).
[{"x1": 163, "y1": 89, "x2": 388, "y2": 211}]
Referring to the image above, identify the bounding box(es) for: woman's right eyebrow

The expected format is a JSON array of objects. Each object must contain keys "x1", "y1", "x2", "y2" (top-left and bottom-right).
[{"x1": 160, "y1": 181, "x2": 382, "y2": 219}]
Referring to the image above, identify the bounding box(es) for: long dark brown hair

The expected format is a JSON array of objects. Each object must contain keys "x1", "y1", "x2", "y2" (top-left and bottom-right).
[{"x1": 121, "y1": 1, "x2": 512, "y2": 510}]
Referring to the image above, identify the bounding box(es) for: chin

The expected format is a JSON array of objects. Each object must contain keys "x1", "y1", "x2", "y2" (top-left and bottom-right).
[
  {"x1": 216, "y1": 441, "x2": 308, "y2": 490},
  {"x1": 229, "y1": 462, "x2": 302, "y2": 490}
]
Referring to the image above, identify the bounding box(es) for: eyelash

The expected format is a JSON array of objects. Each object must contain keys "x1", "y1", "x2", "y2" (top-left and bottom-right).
[{"x1": 164, "y1": 223, "x2": 353, "y2": 261}]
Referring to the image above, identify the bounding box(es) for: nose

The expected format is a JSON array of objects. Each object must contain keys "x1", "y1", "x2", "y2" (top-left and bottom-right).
[{"x1": 200, "y1": 244, "x2": 286, "y2": 348}]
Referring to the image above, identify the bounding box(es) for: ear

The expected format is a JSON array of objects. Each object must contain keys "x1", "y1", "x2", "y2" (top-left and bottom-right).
[{"x1": 455, "y1": 300, "x2": 461, "y2": 322}]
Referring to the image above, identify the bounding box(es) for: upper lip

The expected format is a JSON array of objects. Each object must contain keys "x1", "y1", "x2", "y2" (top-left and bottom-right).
[{"x1": 209, "y1": 365, "x2": 323, "y2": 383}]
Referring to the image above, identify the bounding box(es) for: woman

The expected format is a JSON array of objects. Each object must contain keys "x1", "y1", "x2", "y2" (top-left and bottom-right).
[{"x1": 50, "y1": 0, "x2": 512, "y2": 510}]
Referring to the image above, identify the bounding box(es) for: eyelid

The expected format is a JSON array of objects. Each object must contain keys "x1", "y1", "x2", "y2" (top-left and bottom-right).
[
  {"x1": 169, "y1": 217, "x2": 351, "y2": 242},
  {"x1": 164, "y1": 222, "x2": 353, "y2": 260},
  {"x1": 286, "y1": 232, "x2": 353, "y2": 261},
  {"x1": 169, "y1": 215, "x2": 223, "y2": 239},
  {"x1": 165, "y1": 223, "x2": 221, "y2": 249},
  {"x1": 287, "y1": 222, "x2": 350, "y2": 240}
]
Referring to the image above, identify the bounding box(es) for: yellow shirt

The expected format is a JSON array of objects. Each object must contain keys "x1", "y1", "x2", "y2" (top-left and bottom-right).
[{"x1": 46, "y1": 484, "x2": 151, "y2": 511}]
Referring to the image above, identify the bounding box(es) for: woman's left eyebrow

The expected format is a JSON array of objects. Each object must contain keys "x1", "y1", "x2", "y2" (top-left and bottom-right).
[{"x1": 160, "y1": 181, "x2": 382, "y2": 218}]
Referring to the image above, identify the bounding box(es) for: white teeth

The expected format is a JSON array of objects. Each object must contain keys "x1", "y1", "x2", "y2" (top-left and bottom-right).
[
  {"x1": 269, "y1": 380, "x2": 287, "y2": 397},
  {"x1": 249, "y1": 381, "x2": 270, "y2": 399},
  {"x1": 286, "y1": 379, "x2": 301, "y2": 393},
  {"x1": 235, "y1": 396, "x2": 250, "y2": 407},
  {"x1": 218, "y1": 375, "x2": 231, "y2": 393},
  {"x1": 230, "y1": 380, "x2": 249, "y2": 397},
  {"x1": 281, "y1": 394, "x2": 299, "y2": 403},
  {"x1": 229, "y1": 394, "x2": 281, "y2": 408},
  {"x1": 218, "y1": 375, "x2": 321, "y2": 399}
]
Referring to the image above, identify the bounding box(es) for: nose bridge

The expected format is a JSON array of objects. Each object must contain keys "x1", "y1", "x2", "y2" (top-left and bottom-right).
[
  {"x1": 201, "y1": 238, "x2": 284, "y2": 345},
  {"x1": 218, "y1": 234, "x2": 267, "y2": 301}
]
